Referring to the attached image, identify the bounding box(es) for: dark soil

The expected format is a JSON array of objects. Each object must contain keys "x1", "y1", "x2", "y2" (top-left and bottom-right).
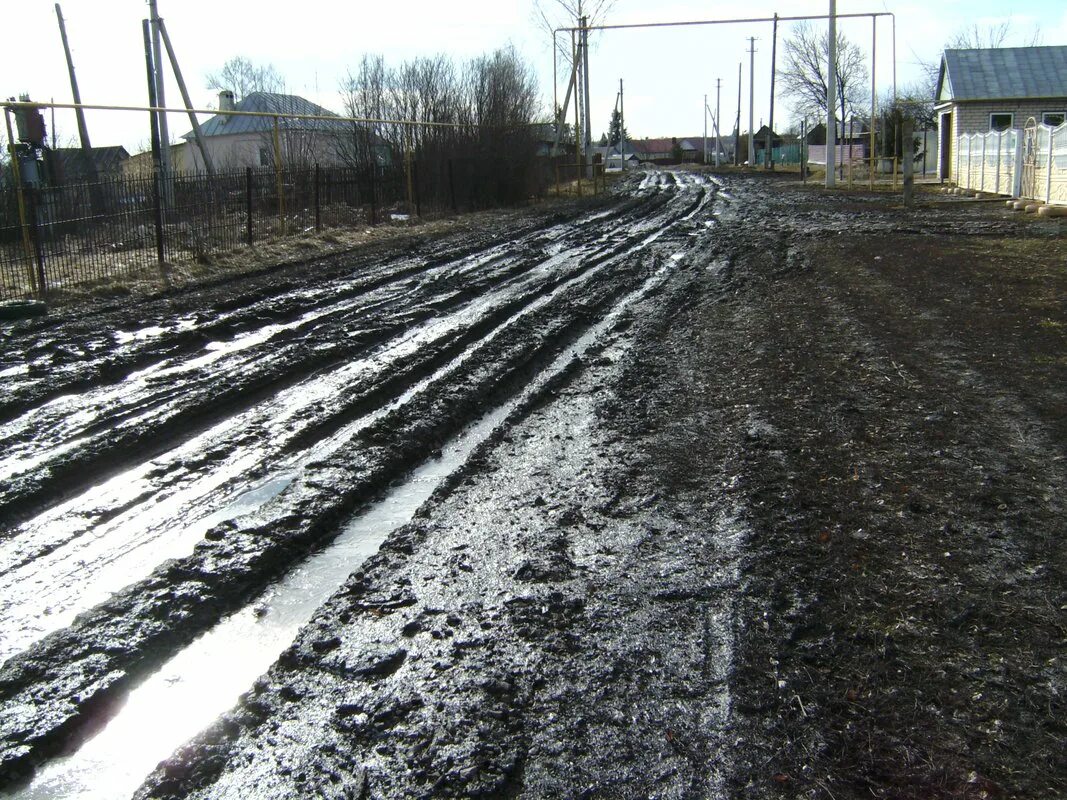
[{"x1": 2, "y1": 172, "x2": 1064, "y2": 799}]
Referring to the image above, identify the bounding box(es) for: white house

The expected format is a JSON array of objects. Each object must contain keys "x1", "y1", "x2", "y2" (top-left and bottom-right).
[{"x1": 935, "y1": 46, "x2": 1067, "y2": 180}]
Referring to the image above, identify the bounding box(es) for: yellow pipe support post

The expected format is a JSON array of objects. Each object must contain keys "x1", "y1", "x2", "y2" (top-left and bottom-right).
[
  {"x1": 4, "y1": 109, "x2": 39, "y2": 295},
  {"x1": 272, "y1": 116, "x2": 285, "y2": 234},
  {"x1": 870, "y1": 16, "x2": 877, "y2": 191},
  {"x1": 405, "y1": 139, "x2": 415, "y2": 214}
]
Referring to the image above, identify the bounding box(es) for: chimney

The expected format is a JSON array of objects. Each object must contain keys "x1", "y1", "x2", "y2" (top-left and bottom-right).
[{"x1": 218, "y1": 90, "x2": 235, "y2": 112}]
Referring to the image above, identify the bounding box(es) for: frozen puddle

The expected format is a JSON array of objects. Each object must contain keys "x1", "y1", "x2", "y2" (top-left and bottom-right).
[{"x1": 8, "y1": 198, "x2": 691, "y2": 800}]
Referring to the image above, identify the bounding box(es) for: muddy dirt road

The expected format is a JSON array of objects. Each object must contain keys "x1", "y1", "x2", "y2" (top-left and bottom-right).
[{"x1": 1, "y1": 171, "x2": 1064, "y2": 799}]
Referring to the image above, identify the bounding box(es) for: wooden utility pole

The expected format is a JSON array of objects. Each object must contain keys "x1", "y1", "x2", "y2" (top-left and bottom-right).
[
  {"x1": 55, "y1": 4, "x2": 100, "y2": 193},
  {"x1": 141, "y1": 20, "x2": 166, "y2": 269},
  {"x1": 766, "y1": 13, "x2": 778, "y2": 169},
  {"x1": 619, "y1": 78, "x2": 627, "y2": 171},
  {"x1": 157, "y1": 18, "x2": 215, "y2": 178},
  {"x1": 747, "y1": 37, "x2": 756, "y2": 166},
  {"x1": 573, "y1": 33, "x2": 582, "y2": 196},
  {"x1": 703, "y1": 93, "x2": 708, "y2": 164},
  {"x1": 715, "y1": 78, "x2": 721, "y2": 167},
  {"x1": 552, "y1": 31, "x2": 579, "y2": 156},
  {"x1": 734, "y1": 62, "x2": 741, "y2": 165},
  {"x1": 148, "y1": 0, "x2": 173, "y2": 195}
]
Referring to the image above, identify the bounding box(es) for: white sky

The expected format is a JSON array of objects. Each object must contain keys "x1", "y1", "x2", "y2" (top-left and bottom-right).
[{"x1": 3, "y1": 0, "x2": 1066, "y2": 154}]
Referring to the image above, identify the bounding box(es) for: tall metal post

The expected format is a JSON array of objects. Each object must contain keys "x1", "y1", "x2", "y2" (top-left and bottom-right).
[
  {"x1": 870, "y1": 17, "x2": 877, "y2": 189},
  {"x1": 902, "y1": 118, "x2": 914, "y2": 206},
  {"x1": 149, "y1": 0, "x2": 172, "y2": 198},
  {"x1": 734, "y1": 62, "x2": 742, "y2": 165},
  {"x1": 826, "y1": 0, "x2": 838, "y2": 187},
  {"x1": 715, "y1": 78, "x2": 721, "y2": 167},
  {"x1": 766, "y1": 14, "x2": 778, "y2": 169},
  {"x1": 619, "y1": 78, "x2": 627, "y2": 171},
  {"x1": 273, "y1": 116, "x2": 286, "y2": 232},
  {"x1": 704, "y1": 93, "x2": 708, "y2": 164},
  {"x1": 747, "y1": 37, "x2": 756, "y2": 166}
]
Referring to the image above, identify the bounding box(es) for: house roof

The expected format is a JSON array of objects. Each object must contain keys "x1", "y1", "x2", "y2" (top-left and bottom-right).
[
  {"x1": 629, "y1": 138, "x2": 700, "y2": 155},
  {"x1": 184, "y1": 92, "x2": 348, "y2": 139},
  {"x1": 938, "y1": 46, "x2": 1067, "y2": 102}
]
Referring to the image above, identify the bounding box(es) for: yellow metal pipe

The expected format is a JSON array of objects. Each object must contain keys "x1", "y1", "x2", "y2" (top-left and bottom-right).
[
  {"x1": 0, "y1": 99, "x2": 505, "y2": 130},
  {"x1": 273, "y1": 116, "x2": 286, "y2": 233}
]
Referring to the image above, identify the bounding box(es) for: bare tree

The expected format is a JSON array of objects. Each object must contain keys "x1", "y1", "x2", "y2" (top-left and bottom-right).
[
  {"x1": 780, "y1": 22, "x2": 869, "y2": 123},
  {"x1": 336, "y1": 46, "x2": 540, "y2": 206},
  {"x1": 533, "y1": 0, "x2": 616, "y2": 140},
  {"x1": 206, "y1": 56, "x2": 284, "y2": 102},
  {"x1": 533, "y1": 0, "x2": 616, "y2": 57}
]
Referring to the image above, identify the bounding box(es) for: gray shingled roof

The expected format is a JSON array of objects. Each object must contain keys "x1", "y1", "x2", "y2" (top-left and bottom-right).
[
  {"x1": 939, "y1": 46, "x2": 1067, "y2": 102},
  {"x1": 183, "y1": 92, "x2": 348, "y2": 140}
]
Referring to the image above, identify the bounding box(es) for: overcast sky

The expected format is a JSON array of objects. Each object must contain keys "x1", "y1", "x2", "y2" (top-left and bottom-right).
[{"x1": 3, "y1": 0, "x2": 1065, "y2": 154}]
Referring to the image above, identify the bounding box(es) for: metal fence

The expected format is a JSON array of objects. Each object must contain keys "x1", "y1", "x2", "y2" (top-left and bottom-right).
[
  {"x1": 955, "y1": 121, "x2": 1067, "y2": 205},
  {"x1": 0, "y1": 156, "x2": 561, "y2": 300}
]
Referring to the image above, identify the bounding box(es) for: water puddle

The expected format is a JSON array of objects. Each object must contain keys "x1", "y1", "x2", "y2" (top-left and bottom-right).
[
  {"x1": 6, "y1": 226, "x2": 688, "y2": 800},
  {"x1": 0, "y1": 198, "x2": 688, "y2": 663}
]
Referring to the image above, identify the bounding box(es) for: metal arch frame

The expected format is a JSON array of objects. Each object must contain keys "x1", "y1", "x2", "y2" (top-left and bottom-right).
[{"x1": 550, "y1": 10, "x2": 897, "y2": 177}]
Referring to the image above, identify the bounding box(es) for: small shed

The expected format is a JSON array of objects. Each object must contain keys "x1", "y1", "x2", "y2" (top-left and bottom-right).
[{"x1": 934, "y1": 46, "x2": 1067, "y2": 180}]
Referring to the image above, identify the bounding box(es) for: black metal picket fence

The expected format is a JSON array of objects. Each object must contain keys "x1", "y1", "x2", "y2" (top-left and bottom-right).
[{"x1": 0, "y1": 156, "x2": 558, "y2": 300}]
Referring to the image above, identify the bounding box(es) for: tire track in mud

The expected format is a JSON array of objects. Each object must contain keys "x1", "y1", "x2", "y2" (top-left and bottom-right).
[
  {"x1": 0, "y1": 215, "x2": 576, "y2": 425},
  {"x1": 0, "y1": 194, "x2": 666, "y2": 528},
  {"x1": 0, "y1": 174, "x2": 715, "y2": 788},
  {"x1": 0, "y1": 189, "x2": 678, "y2": 663}
]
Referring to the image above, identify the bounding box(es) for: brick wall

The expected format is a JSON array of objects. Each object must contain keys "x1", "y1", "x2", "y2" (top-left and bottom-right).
[
  {"x1": 939, "y1": 98, "x2": 1067, "y2": 180},
  {"x1": 955, "y1": 100, "x2": 1067, "y2": 136}
]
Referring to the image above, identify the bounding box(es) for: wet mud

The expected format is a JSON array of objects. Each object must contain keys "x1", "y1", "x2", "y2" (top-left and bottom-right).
[{"x1": 1, "y1": 172, "x2": 1064, "y2": 798}]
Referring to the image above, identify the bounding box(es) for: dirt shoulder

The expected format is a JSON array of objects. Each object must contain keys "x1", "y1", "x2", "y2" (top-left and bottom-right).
[{"x1": 697, "y1": 179, "x2": 1067, "y2": 797}]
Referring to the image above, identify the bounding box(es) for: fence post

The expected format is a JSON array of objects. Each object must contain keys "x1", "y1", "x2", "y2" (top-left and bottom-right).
[
  {"x1": 448, "y1": 159, "x2": 457, "y2": 212},
  {"x1": 245, "y1": 167, "x2": 253, "y2": 245},
  {"x1": 368, "y1": 164, "x2": 377, "y2": 226},
  {"x1": 314, "y1": 163, "x2": 322, "y2": 232},
  {"x1": 994, "y1": 131, "x2": 1002, "y2": 195},
  {"x1": 413, "y1": 158, "x2": 421, "y2": 218},
  {"x1": 1046, "y1": 128, "x2": 1055, "y2": 204},
  {"x1": 979, "y1": 134, "x2": 987, "y2": 192},
  {"x1": 959, "y1": 137, "x2": 965, "y2": 188},
  {"x1": 902, "y1": 118, "x2": 914, "y2": 208},
  {"x1": 1012, "y1": 133, "x2": 1024, "y2": 198}
]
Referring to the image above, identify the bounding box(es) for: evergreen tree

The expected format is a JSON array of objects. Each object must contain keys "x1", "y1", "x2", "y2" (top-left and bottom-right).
[{"x1": 608, "y1": 109, "x2": 629, "y2": 147}]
